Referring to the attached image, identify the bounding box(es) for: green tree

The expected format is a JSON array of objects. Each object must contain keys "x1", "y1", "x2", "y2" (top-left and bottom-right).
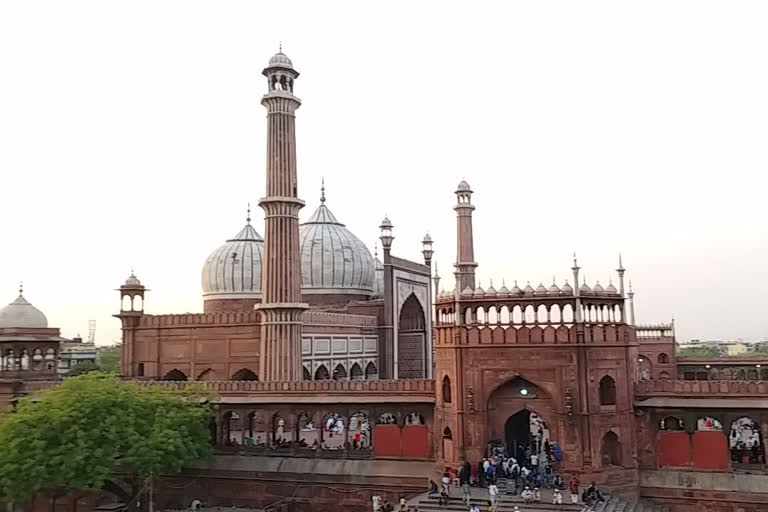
[
  {"x1": 678, "y1": 345, "x2": 721, "y2": 357},
  {"x1": 96, "y1": 344, "x2": 122, "y2": 373},
  {"x1": 0, "y1": 373, "x2": 214, "y2": 511},
  {"x1": 65, "y1": 360, "x2": 100, "y2": 377}
]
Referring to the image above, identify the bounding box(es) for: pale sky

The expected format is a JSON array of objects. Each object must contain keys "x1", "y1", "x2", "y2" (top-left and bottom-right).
[{"x1": 1, "y1": 1, "x2": 766, "y2": 346}]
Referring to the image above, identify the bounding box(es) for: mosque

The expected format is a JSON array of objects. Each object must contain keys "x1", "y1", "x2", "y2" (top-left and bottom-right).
[{"x1": 1, "y1": 50, "x2": 767, "y2": 512}]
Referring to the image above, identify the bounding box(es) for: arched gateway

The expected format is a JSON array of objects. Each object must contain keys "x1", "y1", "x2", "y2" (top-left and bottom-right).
[{"x1": 487, "y1": 376, "x2": 559, "y2": 465}]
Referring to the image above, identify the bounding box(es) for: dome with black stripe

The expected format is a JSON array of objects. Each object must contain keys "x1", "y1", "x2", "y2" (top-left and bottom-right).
[
  {"x1": 299, "y1": 196, "x2": 375, "y2": 297},
  {"x1": 201, "y1": 218, "x2": 264, "y2": 301}
]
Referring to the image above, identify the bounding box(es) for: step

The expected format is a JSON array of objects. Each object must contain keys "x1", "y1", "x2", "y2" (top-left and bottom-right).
[{"x1": 415, "y1": 498, "x2": 584, "y2": 511}]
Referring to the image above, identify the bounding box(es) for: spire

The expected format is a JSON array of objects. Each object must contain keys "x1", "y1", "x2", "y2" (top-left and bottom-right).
[
  {"x1": 247, "y1": 203, "x2": 252, "y2": 224},
  {"x1": 320, "y1": 177, "x2": 326, "y2": 204},
  {"x1": 374, "y1": 242, "x2": 378, "y2": 259},
  {"x1": 18, "y1": 281, "x2": 23, "y2": 296},
  {"x1": 279, "y1": 41, "x2": 282, "y2": 53},
  {"x1": 617, "y1": 253, "x2": 625, "y2": 271}
]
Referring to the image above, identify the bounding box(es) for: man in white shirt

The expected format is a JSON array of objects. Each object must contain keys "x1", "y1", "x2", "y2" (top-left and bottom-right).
[
  {"x1": 488, "y1": 482, "x2": 499, "y2": 508},
  {"x1": 371, "y1": 494, "x2": 382, "y2": 512}
]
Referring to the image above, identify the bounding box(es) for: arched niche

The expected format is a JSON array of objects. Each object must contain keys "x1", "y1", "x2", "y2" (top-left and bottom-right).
[{"x1": 398, "y1": 293, "x2": 426, "y2": 378}]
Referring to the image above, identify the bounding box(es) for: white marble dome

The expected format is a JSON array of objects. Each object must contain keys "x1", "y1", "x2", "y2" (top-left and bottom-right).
[
  {"x1": 299, "y1": 200, "x2": 375, "y2": 296},
  {"x1": 0, "y1": 291, "x2": 48, "y2": 329},
  {"x1": 201, "y1": 221, "x2": 264, "y2": 300}
]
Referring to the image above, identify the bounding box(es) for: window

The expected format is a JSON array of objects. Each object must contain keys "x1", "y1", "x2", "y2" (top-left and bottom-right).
[
  {"x1": 442, "y1": 375, "x2": 452, "y2": 404},
  {"x1": 658, "y1": 353, "x2": 669, "y2": 364},
  {"x1": 137, "y1": 363, "x2": 144, "y2": 376},
  {"x1": 599, "y1": 376, "x2": 617, "y2": 406}
]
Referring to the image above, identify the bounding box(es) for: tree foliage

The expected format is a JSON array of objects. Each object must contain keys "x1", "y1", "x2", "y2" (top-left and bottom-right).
[
  {"x1": 677, "y1": 345, "x2": 721, "y2": 357},
  {"x1": 65, "y1": 360, "x2": 100, "y2": 377},
  {"x1": 0, "y1": 373, "x2": 214, "y2": 508},
  {"x1": 96, "y1": 344, "x2": 122, "y2": 373}
]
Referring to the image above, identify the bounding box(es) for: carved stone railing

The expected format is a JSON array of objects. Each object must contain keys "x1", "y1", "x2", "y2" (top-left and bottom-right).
[
  {"x1": 635, "y1": 379, "x2": 768, "y2": 397},
  {"x1": 138, "y1": 311, "x2": 260, "y2": 327},
  {"x1": 136, "y1": 378, "x2": 435, "y2": 396}
]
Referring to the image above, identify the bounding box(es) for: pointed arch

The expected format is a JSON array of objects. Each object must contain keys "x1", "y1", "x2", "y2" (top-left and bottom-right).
[
  {"x1": 333, "y1": 363, "x2": 347, "y2": 380},
  {"x1": 365, "y1": 361, "x2": 378, "y2": 379},
  {"x1": 197, "y1": 368, "x2": 217, "y2": 381},
  {"x1": 303, "y1": 366, "x2": 312, "y2": 380},
  {"x1": 599, "y1": 375, "x2": 617, "y2": 406},
  {"x1": 350, "y1": 362, "x2": 363, "y2": 380},
  {"x1": 442, "y1": 375, "x2": 452, "y2": 404},
  {"x1": 398, "y1": 293, "x2": 426, "y2": 379},
  {"x1": 601, "y1": 431, "x2": 622, "y2": 466},
  {"x1": 162, "y1": 369, "x2": 187, "y2": 381},
  {"x1": 314, "y1": 364, "x2": 330, "y2": 380},
  {"x1": 231, "y1": 368, "x2": 258, "y2": 381},
  {"x1": 658, "y1": 353, "x2": 670, "y2": 364}
]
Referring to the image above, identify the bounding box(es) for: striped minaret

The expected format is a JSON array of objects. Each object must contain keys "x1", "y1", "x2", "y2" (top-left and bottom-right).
[{"x1": 257, "y1": 49, "x2": 308, "y2": 382}]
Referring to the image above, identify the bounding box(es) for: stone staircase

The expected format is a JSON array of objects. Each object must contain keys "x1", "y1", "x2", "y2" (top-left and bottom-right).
[{"x1": 409, "y1": 477, "x2": 669, "y2": 512}]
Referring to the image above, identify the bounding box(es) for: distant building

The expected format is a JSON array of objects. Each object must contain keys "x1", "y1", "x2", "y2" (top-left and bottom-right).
[{"x1": 57, "y1": 336, "x2": 97, "y2": 374}]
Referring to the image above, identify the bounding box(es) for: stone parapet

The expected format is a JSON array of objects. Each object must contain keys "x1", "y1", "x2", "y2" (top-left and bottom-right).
[{"x1": 635, "y1": 379, "x2": 768, "y2": 397}]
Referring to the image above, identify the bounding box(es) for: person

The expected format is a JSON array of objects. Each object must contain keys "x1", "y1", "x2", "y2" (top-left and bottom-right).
[
  {"x1": 521, "y1": 486, "x2": 534, "y2": 503},
  {"x1": 470, "y1": 505, "x2": 480, "y2": 512},
  {"x1": 428, "y1": 480, "x2": 439, "y2": 496},
  {"x1": 477, "y1": 459, "x2": 486, "y2": 487},
  {"x1": 437, "y1": 489, "x2": 449, "y2": 506},
  {"x1": 530, "y1": 452, "x2": 539, "y2": 473},
  {"x1": 569, "y1": 476, "x2": 580, "y2": 505},
  {"x1": 372, "y1": 494, "x2": 382, "y2": 512},
  {"x1": 488, "y1": 482, "x2": 499, "y2": 509},
  {"x1": 486, "y1": 500, "x2": 494, "y2": 512},
  {"x1": 399, "y1": 496, "x2": 407, "y2": 510},
  {"x1": 459, "y1": 462, "x2": 472, "y2": 506},
  {"x1": 552, "y1": 474, "x2": 563, "y2": 489},
  {"x1": 552, "y1": 488, "x2": 563, "y2": 505},
  {"x1": 533, "y1": 487, "x2": 541, "y2": 502},
  {"x1": 582, "y1": 482, "x2": 605, "y2": 512},
  {"x1": 441, "y1": 472, "x2": 451, "y2": 495},
  {"x1": 485, "y1": 462, "x2": 496, "y2": 485},
  {"x1": 190, "y1": 499, "x2": 202, "y2": 512},
  {"x1": 382, "y1": 500, "x2": 394, "y2": 512}
]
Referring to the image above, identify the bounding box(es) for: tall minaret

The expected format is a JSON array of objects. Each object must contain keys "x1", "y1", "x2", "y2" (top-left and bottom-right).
[
  {"x1": 454, "y1": 180, "x2": 477, "y2": 292},
  {"x1": 257, "y1": 49, "x2": 308, "y2": 382}
]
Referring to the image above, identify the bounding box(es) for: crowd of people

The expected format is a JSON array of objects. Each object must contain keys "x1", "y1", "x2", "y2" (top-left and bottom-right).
[{"x1": 418, "y1": 452, "x2": 606, "y2": 512}]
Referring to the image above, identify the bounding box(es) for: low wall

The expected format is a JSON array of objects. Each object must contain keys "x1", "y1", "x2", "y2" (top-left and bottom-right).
[
  {"x1": 640, "y1": 469, "x2": 768, "y2": 512},
  {"x1": 158, "y1": 455, "x2": 432, "y2": 512}
]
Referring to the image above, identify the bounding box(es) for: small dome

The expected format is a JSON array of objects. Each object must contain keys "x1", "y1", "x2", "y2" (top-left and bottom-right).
[
  {"x1": 473, "y1": 284, "x2": 486, "y2": 297},
  {"x1": 534, "y1": 283, "x2": 548, "y2": 296},
  {"x1": 268, "y1": 51, "x2": 294, "y2": 69},
  {"x1": 379, "y1": 216, "x2": 393, "y2": 229},
  {"x1": 456, "y1": 180, "x2": 472, "y2": 192},
  {"x1": 300, "y1": 201, "x2": 375, "y2": 296},
  {"x1": 548, "y1": 282, "x2": 561, "y2": 295},
  {"x1": 510, "y1": 281, "x2": 522, "y2": 296},
  {"x1": 606, "y1": 282, "x2": 618, "y2": 295},
  {"x1": 498, "y1": 281, "x2": 510, "y2": 296},
  {"x1": 486, "y1": 281, "x2": 498, "y2": 296},
  {"x1": 580, "y1": 281, "x2": 592, "y2": 294},
  {"x1": 523, "y1": 282, "x2": 535, "y2": 296},
  {"x1": 562, "y1": 281, "x2": 574, "y2": 294},
  {"x1": 124, "y1": 272, "x2": 141, "y2": 286},
  {"x1": 202, "y1": 221, "x2": 264, "y2": 300},
  {"x1": 0, "y1": 292, "x2": 48, "y2": 329},
  {"x1": 462, "y1": 285, "x2": 474, "y2": 296},
  {"x1": 593, "y1": 281, "x2": 605, "y2": 294}
]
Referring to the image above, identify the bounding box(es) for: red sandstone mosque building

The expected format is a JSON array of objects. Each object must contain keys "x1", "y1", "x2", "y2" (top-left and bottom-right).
[{"x1": 2, "y1": 50, "x2": 768, "y2": 512}]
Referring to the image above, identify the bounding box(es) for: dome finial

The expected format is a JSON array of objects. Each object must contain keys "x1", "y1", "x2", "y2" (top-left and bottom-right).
[
  {"x1": 18, "y1": 281, "x2": 23, "y2": 296},
  {"x1": 320, "y1": 177, "x2": 326, "y2": 204},
  {"x1": 374, "y1": 242, "x2": 378, "y2": 259},
  {"x1": 247, "y1": 202, "x2": 252, "y2": 224},
  {"x1": 279, "y1": 41, "x2": 282, "y2": 53}
]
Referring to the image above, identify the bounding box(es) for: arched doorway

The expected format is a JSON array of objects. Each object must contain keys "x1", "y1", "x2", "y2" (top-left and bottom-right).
[
  {"x1": 505, "y1": 409, "x2": 532, "y2": 461},
  {"x1": 487, "y1": 376, "x2": 556, "y2": 465},
  {"x1": 398, "y1": 294, "x2": 426, "y2": 378}
]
